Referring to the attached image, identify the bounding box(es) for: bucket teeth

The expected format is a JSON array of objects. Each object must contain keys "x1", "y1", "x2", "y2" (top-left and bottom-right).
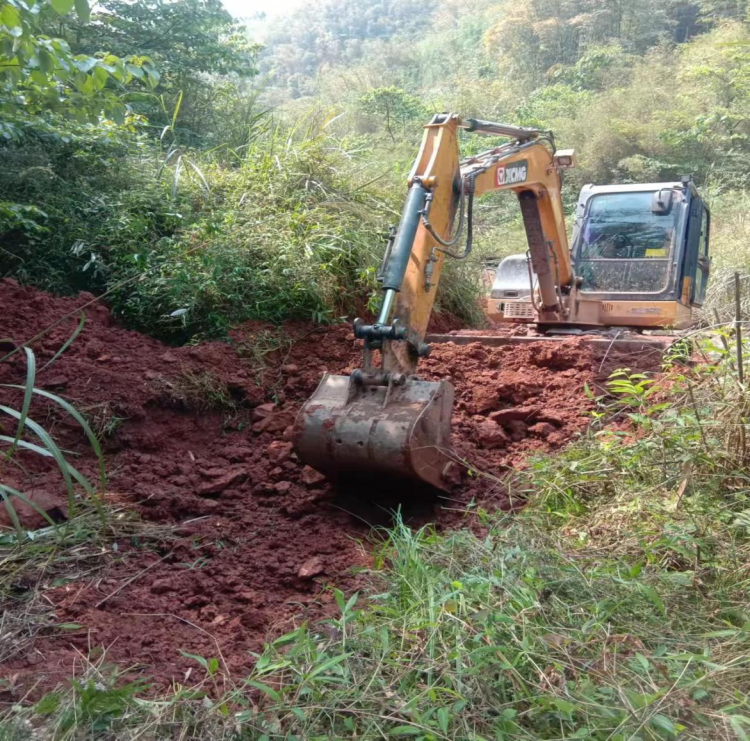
[{"x1": 293, "y1": 374, "x2": 455, "y2": 491}]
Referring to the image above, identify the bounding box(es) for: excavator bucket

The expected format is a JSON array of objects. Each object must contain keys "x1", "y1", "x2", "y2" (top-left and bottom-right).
[{"x1": 294, "y1": 374, "x2": 455, "y2": 491}]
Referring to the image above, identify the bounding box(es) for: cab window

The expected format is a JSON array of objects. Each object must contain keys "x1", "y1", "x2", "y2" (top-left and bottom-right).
[
  {"x1": 693, "y1": 205, "x2": 709, "y2": 303},
  {"x1": 576, "y1": 191, "x2": 681, "y2": 294}
]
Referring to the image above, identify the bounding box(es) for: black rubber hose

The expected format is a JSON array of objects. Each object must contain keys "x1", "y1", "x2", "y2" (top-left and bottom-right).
[{"x1": 435, "y1": 174, "x2": 475, "y2": 260}]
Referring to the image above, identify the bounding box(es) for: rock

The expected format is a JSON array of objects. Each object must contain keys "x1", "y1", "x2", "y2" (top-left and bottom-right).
[
  {"x1": 96, "y1": 354, "x2": 112, "y2": 363},
  {"x1": 185, "y1": 594, "x2": 209, "y2": 608},
  {"x1": 475, "y1": 419, "x2": 509, "y2": 450},
  {"x1": 506, "y1": 420, "x2": 528, "y2": 442},
  {"x1": 281, "y1": 364, "x2": 299, "y2": 375},
  {"x1": 222, "y1": 445, "x2": 254, "y2": 462},
  {"x1": 273, "y1": 481, "x2": 292, "y2": 494},
  {"x1": 0, "y1": 489, "x2": 67, "y2": 530},
  {"x1": 529, "y1": 422, "x2": 557, "y2": 438},
  {"x1": 93, "y1": 304, "x2": 112, "y2": 327},
  {"x1": 471, "y1": 385, "x2": 499, "y2": 414},
  {"x1": 255, "y1": 481, "x2": 276, "y2": 496},
  {"x1": 538, "y1": 412, "x2": 565, "y2": 428},
  {"x1": 42, "y1": 375, "x2": 67, "y2": 388},
  {"x1": 198, "y1": 468, "x2": 246, "y2": 495},
  {"x1": 240, "y1": 608, "x2": 265, "y2": 629},
  {"x1": 144, "y1": 370, "x2": 159, "y2": 380},
  {"x1": 282, "y1": 425, "x2": 296, "y2": 442},
  {"x1": 150, "y1": 578, "x2": 174, "y2": 595},
  {"x1": 298, "y1": 556, "x2": 324, "y2": 579},
  {"x1": 252, "y1": 403, "x2": 277, "y2": 423},
  {"x1": 441, "y1": 461, "x2": 463, "y2": 487},
  {"x1": 488, "y1": 406, "x2": 540, "y2": 425},
  {"x1": 199, "y1": 467, "x2": 231, "y2": 479},
  {"x1": 253, "y1": 410, "x2": 296, "y2": 434},
  {"x1": 300, "y1": 465, "x2": 326, "y2": 487},
  {"x1": 160, "y1": 352, "x2": 179, "y2": 363},
  {"x1": 266, "y1": 440, "x2": 293, "y2": 465}
]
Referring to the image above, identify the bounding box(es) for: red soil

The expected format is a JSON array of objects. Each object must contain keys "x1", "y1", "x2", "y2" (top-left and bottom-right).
[{"x1": 0, "y1": 279, "x2": 650, "y2": 693}]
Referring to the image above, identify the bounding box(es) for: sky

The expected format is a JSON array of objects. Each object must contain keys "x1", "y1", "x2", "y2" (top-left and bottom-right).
[{"x1": 221, "y1": 0, "x2": 305, "y2": 19}]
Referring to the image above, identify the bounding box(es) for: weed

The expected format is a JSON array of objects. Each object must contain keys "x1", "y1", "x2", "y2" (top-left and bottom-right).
[
  {"x1": 234, "y1": 327, "x2": 294, "y2": 394},
  {"x1": 6, "y1": 501, "x2": 749, "y2": 739},
  {"x1": 79, "y1": 402, "x2": 127, "y2": 439},
  {"x1": 153, "y1": 370, "x2": 236, "y2": 414},
  {"x1": 0, "y1": 346, "x2": 106, "y2": 534}
]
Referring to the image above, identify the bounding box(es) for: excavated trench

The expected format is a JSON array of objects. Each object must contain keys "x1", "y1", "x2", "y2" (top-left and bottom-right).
[{"x1": 0, "y1": 279, "x2": 661, "y2": 691}]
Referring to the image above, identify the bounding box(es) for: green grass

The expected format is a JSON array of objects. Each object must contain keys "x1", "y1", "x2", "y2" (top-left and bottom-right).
[
  {"x1": 702, "y1": 188, "x2": 750, "y2": 325},
  {"x1": 0, "y1": 343, "x2": 106, "y2": 533}
]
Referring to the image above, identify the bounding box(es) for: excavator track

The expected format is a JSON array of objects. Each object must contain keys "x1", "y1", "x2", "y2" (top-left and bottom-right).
[{"x1": 426, "y1": 332, "x2": 674, "y2": 354}]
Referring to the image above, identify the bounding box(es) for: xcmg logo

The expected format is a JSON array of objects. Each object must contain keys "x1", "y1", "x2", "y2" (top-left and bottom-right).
[{"x1": 496, "y1": 159, "x2": 528, "y2": 187}]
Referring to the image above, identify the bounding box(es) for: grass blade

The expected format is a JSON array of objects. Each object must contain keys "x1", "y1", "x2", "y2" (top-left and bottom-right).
[
  {"x1": 0, "y1": 436, "x2": 94, "y2": 496},
  {"x1": 39, "y1": 312, "x2": 86, "y2": 373},
  {"x1": 171, "y1": 89, "x2": 183, "y2": 130},
  {"x1": 0, "y1": 486, "x2": 24, "y2": 540},
  {"x1": 184, "y1": 157, "x2": 211, "y2": 194},
  {"x1": 0, "y1": 405, "x2": 76, "y2": 512},
  {"x1": 4, "y1": 347, "x2": 36, "y2": 462},
  {"x1": 172, "y1": 154, "x2": 183, "y2": 198},
  {"x1": 0, "y1": 483, "x2": 58, "y2": 536},
  {"x1": 1, "y1": 385, "x2": 106, "y2": 489}
]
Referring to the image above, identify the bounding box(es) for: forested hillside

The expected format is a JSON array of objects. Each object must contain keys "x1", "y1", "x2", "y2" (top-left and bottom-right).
[{"x1": 3, "y1": 0, "x2": 750, "y2": 338}]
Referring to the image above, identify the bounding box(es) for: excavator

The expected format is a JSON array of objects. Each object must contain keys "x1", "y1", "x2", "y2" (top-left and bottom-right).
[{"x1": 294, "y1": 113, "x2": 711, "y2": 490}]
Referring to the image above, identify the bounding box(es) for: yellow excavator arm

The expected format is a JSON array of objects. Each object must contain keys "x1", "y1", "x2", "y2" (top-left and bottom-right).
[
  {"x1": 379, "y1": 113, "x2": 575, "y2": 377},
  {"x1": 294, "y1": 113, "x2": 576, "y2": 491}
]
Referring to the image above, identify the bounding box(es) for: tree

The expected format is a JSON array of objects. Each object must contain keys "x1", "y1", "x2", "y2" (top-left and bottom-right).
[
  {"x1": 61, "y1": 0, "x2": 262, "y2": 141},
  {"x1": 0, "y1": 0, "x2": 157, "y2": 137},
  {"x1": 484, "y1": 0, "x2": 702, "y2": 89},
  {"x1": 358, "y1": 86, "x2": 426, "y2": 140}
]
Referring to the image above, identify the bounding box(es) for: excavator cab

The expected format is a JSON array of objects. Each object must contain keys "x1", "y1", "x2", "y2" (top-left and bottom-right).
[
  {"x1": 570, "y1": 181, "x2": 710, "y2": 328},
  {"x1": 488, "y1": 255, "x2": 537, "y2": 322},
  {"x1": 492, "y1": 180, "x2": 710, "y2": 329}
]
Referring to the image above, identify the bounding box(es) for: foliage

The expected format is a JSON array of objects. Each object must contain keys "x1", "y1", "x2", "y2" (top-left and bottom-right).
[
  {"x1": 106, "y1": 115, "x2": 393, "y2": 338},
  {"x1": 62, "y1": 0, "x2": 263, "y2": 143},
  {"x1": 0, "y1": 0, "x2": 158, "y2": 137},
  {"x1": 8, "y1": 0, "x2": 750, "y2": 336},
  {"x1": 0, "y1": 337, "x2": 105, "y2": 535},
  {"x1": 358, "y1": 86, "x2": 427, "y2": 140},
  {"x1": 484, "y1": 0, "x2": 702, "y2": 89},
  {"x1": 261, "y1": 0, "x2": 435, "y2": 96}
]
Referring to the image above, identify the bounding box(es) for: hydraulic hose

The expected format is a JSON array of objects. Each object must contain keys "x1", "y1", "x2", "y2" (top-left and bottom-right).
[{"x1": 422, "y1": 173, "x2": 475, "y2": 261}]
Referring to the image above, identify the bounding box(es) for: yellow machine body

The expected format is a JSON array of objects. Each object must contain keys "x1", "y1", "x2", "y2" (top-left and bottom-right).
[{"x1": 294, "y1": 114, "x2": 711, "y2": 492}]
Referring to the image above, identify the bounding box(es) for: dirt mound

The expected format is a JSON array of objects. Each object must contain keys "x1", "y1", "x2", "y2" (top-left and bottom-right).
[{"x1": 0, "y1": 279, "x2": 623, "y2": 691}]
